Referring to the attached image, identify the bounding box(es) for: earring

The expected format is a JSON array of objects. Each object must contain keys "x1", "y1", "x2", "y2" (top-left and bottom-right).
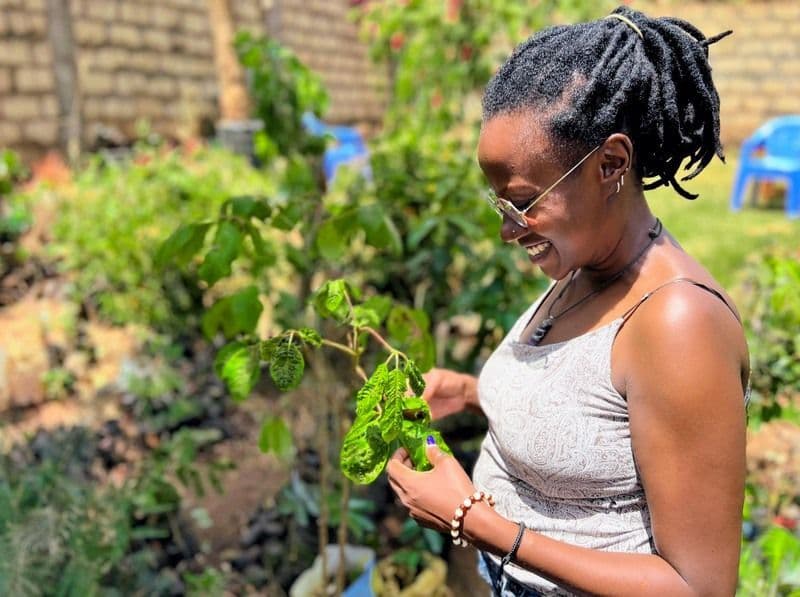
[
  {"x1": 620, "y1": 174, "x2": 625, "y2": 188},
  {"x1": 615, "y1": 180, "x2": 621, "y2": 194}
]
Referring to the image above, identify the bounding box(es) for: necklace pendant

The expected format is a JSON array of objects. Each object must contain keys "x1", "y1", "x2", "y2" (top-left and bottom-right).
[{"x1": 530, "y1": 316, "x2": 554, "y2": 346}]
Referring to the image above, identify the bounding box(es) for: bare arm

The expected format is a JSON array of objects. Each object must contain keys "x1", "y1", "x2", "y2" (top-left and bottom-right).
[{"x1": 422, "y1": 368, "x2": 482, "y2": 419}]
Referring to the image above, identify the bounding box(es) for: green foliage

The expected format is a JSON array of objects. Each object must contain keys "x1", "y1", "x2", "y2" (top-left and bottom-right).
[
  {"x1": 0, "y1": 426, "x2": 226, "y2": 596},
  {"x1": 234, "y1": 31, "x2": 329, "y2": 161},
  {"x1": 741, "y1": 251, "x2": 800, "y2": 424},
  {"x1": 739, "y1": 526, "x2": 800, "y2": 596},
  {"x1": 47, "y1": 145, "x2": 276, "y2": 332},
  {"x1": 0, "y1": 149, "x2": 24, "y2": 196}
]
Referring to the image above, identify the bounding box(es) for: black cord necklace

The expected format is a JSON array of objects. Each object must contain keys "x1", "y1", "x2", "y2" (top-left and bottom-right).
[{"x1": 529, "y1": 218, "x2": 663, "y2": 346}]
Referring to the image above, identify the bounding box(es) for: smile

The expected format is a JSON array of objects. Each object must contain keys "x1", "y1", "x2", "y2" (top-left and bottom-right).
[{"x1": 525, "y1": 241, "x2": 551, "y2": 259}]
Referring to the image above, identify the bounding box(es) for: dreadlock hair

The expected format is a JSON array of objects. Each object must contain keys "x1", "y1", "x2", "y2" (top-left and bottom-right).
[{"x1": 482, "y1": 6, "x2": 732, "y2": 199}]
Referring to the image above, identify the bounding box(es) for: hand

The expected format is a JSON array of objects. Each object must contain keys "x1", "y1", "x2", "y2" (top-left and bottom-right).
[
  {"x1": 386, "y1": 439, "x2": 476, "y2": 532},
  {"x1": 421, "y1": 368, "x2": 479, "y2": 420}
]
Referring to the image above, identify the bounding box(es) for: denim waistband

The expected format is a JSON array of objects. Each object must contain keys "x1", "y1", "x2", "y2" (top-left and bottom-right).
[{"x1": 477, "y1": 551, "x2": 543, "y2": 597}]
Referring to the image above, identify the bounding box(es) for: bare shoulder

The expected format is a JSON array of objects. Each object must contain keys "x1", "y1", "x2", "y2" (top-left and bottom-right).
[{"x1": 613, "y1": 268, "x2": 750, "y2": 399}]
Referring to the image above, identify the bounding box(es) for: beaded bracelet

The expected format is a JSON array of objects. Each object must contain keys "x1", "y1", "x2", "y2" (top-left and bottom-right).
[{"x1": 449, "y1": 490, "x2": 495, "y2": 547}]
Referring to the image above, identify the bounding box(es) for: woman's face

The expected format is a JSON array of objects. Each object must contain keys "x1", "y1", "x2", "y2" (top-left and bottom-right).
[{"x1": 477, "y1": 111, "x2": 607, "y2": 280}]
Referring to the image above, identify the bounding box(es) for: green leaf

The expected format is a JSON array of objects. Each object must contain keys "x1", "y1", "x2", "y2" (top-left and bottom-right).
[
  {"x1": 198, "y1": 220, "x2": 242, "y2": 286},
  {"x1": 340, "y1": 418, "x2": 389, "y2": 485},
  {"x1": 214, "y1": 341, "x2": 260, "y2": 401},
  {"x1": 202, "y1": 286, "x2": 263, "y2": 339},
  {"x1": 259, "y1": 336, "x2": 282, "y2": 362},
  {"x1": 296, "y1": 327, "x2": 322, "y2": 347},
  {"x1": 402, "y1": 395, "x2": 431, "y2": 425},
  {"x1": 404, "y1": 360, "x2": 426, "y2": 396},
  {"x1": 358, "y1": 204, "x2": 402, "y2": 255},
  {"x1": 316, "y1": 216, "x2": 354, "y2": 261},
  {"x1": 352, "y1": 295, "x2": 392, "y2": 328},
  {"x1": 259, "y1": 416, "x2": 295, "y2": 460},
  {"x1": 379, "y1": 368, "x2": 405, "y2": 443},
  {"x1": 271, "y1": 200, "x2": 304, "y2": 231},
  {"x1": 408, "y1": 217, "x2": 439, "y2": 250},
  {"x1": 312, "y1": 279, "x2": 351, "y2": 323},
  {"x1": 387, "y1": 305, "x2": 436, "y2": 371},
  {"x1": 229, "y1": 195, "x2": 271, "y2": 220},
  {"x1": 399, "y1": 422, "x2": 451, "y2": 472},
  {"x1": 155, "y1": 222, "x2": 211, "y2": 268},
  {"x1": 270, "y1": 342, "x2": 304, "y2": 391},
  {"x1": 355, "y1": 363, "x2": 388, "y2": 418}
]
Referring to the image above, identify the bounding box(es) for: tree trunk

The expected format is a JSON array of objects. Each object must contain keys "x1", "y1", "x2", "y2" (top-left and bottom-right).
[
  {"x1": 207, "y1": 0, "x2": 251, "y2": 121},
  {"x1": 46, "y1": 0, "x2": 82, "y2": 165}
]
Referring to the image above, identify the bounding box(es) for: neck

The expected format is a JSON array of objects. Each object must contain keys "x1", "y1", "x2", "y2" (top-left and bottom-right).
[{"x1": 581, "y1": 204, "x2": 659, "y2": 285}]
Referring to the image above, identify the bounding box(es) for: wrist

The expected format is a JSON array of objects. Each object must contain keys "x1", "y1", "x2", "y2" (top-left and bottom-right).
[{"x1": 461, "y1": 499, "x2": 507, "y2": 548}]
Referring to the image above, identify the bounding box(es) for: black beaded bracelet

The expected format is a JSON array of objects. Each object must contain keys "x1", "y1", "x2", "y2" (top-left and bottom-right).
[{"x1": 495, "y1": 521, "x2": 526, "y2": 594}]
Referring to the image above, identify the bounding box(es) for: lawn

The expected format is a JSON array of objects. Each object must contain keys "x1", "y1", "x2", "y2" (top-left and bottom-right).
[{"x1": 647, "y1": 150, "x2": 800, "y2": 296}]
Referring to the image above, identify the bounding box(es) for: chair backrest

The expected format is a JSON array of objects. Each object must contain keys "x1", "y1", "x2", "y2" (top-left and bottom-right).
[{"x1": 756, "y1": 116, "x2": 800, "y2": 159}]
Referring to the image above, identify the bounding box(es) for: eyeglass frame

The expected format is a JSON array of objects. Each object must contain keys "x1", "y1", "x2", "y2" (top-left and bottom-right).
[{"x1": 485, "y1": 143, "x2": 602, "y2": 228}]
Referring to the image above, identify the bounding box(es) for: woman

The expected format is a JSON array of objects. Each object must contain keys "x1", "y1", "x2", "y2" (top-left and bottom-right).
[{"x1": 386, "y1": 6, "x2": 749, "y2": 596}]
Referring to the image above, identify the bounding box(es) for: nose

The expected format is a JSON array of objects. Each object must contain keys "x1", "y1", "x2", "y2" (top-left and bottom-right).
[{"x1": 500, "y1": 215, "x2": 528, "y2": 243}]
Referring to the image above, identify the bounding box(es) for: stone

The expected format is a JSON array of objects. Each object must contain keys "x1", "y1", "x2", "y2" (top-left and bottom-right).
[
  {"x1": 0, "y1": 40, "x2": 31, "y2": 66},
  {"x1": 0, "y1": 121, "x2": 21, "y2": 144},
  {"x1": 23, "y1": 119, "x2": 58, "y2": 144},
  {"x1": 73, "y1": 19, "x2": 107, "y2": 45},
  {"x1": 1, "y1": 95, "x2": 41, "y2": 120},
  {"x1": 14, "y1": 67, "x2": 53, "y2": 93}
]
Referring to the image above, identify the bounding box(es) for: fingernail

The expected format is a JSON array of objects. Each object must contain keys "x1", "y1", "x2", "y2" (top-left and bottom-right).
[{"x1": 426, "y1": 435, "x2": 436, "y2": 446}]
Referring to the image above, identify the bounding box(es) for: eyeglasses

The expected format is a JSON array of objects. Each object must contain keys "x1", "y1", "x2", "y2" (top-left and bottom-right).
[{"x1": 485, "y1": 143, "x2": 602, "y2": 228}]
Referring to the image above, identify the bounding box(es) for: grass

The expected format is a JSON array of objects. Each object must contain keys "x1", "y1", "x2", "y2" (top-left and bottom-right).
[{"x1": 647, "y1": 150, "x2": 800, "y2": 297}]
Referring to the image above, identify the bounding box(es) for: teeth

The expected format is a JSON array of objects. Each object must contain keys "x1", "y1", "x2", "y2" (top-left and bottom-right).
[{"x1": 526, "y1": 242, "x2": 550, "y2": 258}]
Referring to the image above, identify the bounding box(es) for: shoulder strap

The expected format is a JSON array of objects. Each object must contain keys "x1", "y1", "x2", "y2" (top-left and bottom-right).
[{"x1": 621, "y1": 277, "x2": 741, "y2": 325}]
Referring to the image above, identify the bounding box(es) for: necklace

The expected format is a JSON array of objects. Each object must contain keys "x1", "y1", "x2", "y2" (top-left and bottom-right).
[{"x1": 529, "y1": 218, "x2": 663, "y2": 346}]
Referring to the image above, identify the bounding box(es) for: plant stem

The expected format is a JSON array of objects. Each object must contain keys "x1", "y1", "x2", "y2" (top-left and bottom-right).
[
  {"x1": 321, "y1": 338, "x2": 358, "y2": 356},
  {"x1": 363, "y1": 326, "x2": 405, "y2": 358}
]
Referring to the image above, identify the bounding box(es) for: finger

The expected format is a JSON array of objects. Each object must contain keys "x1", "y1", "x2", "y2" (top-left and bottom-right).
[
  {"x1": 425, "y1": 436, "x2": 449, "y2": 466},
  {"x1": 386, "y1": 457, "x2": 413, "y2": 483},
  {"x1": 390, "y1": 447, "x2": 410, "y2": 462}
]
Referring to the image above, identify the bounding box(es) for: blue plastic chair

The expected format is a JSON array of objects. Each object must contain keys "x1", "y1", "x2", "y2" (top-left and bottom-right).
[
  {"x1": 302, "y1": 113, "x2": 369, "y2": 183},
  {"x1": 730, "y1": 115, "x2": 800, "y2": 218}
]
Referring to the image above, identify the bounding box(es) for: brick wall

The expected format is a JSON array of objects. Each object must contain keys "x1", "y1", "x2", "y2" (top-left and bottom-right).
[
  {"x1": 1, "y1": 1, "x2": 798, "y2": 159},
  {"x1": 0, "y1": 0, "x2": 384, "y2": 160},
  {"x1": 638, "y1": 0, "x2": 800, "y2": 144},
  {"x1": 0, "y1": 0, "x2": 57, "y2": 152}
]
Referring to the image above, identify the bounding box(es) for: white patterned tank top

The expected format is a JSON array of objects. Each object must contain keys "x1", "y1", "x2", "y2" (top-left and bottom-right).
[{"x1": 472, "y1": 276, "x2": 752, "y2": 595}]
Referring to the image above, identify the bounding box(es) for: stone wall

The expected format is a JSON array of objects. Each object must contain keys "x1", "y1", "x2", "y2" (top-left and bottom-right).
[
  {"x1": 641, "y1": 0, "x2": 800, "y2": 145},
  {"x1": 1, "y1": 1, "x2": 799, "y2": 159}
]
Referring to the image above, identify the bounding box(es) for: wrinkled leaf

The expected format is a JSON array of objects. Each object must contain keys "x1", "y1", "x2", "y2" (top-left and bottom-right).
[
  {"x1": 270, "y1": 342, "x2": 304, "y2": 391},
  {"x1": 297, "y1": 327, "x2": 322, "y2": 347},
  {"x1": 313, "y1": 279, "x2": 351, "y2": 323},
  {"x1": 404, "y1": 360, "x2": 426, "y2": 396}
]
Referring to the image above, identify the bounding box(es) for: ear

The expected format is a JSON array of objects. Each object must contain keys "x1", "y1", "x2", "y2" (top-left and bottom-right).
[{"x1": 599, "y1": 133, "x2": 634, "y2": 188}]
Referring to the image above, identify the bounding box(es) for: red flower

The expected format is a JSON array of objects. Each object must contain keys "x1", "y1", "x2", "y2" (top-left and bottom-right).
[{"x1": 390, "y1": 32, "x2": 405, "y2": 51}]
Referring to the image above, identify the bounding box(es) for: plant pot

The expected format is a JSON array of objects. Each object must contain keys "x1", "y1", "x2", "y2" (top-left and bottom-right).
[
  {"x1": 369, "y1": 551, "x2": 451, "y2": 597},
  {"x1": 289, "y1": 544, "x2": 375, "y2": 597}
]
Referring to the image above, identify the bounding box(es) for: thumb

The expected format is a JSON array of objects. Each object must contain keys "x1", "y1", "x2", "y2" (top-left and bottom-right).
[{"x1": 425, "y1": 435, "x2": 448, "y2": 466}]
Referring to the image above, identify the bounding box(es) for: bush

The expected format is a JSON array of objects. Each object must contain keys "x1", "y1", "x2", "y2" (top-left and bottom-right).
[
  {"x1": 740, "y1": 250, "x2": 800, "y2": 424},
  {"x1": 46, "y1": 143, "x2": 277, "y2": 334}
]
